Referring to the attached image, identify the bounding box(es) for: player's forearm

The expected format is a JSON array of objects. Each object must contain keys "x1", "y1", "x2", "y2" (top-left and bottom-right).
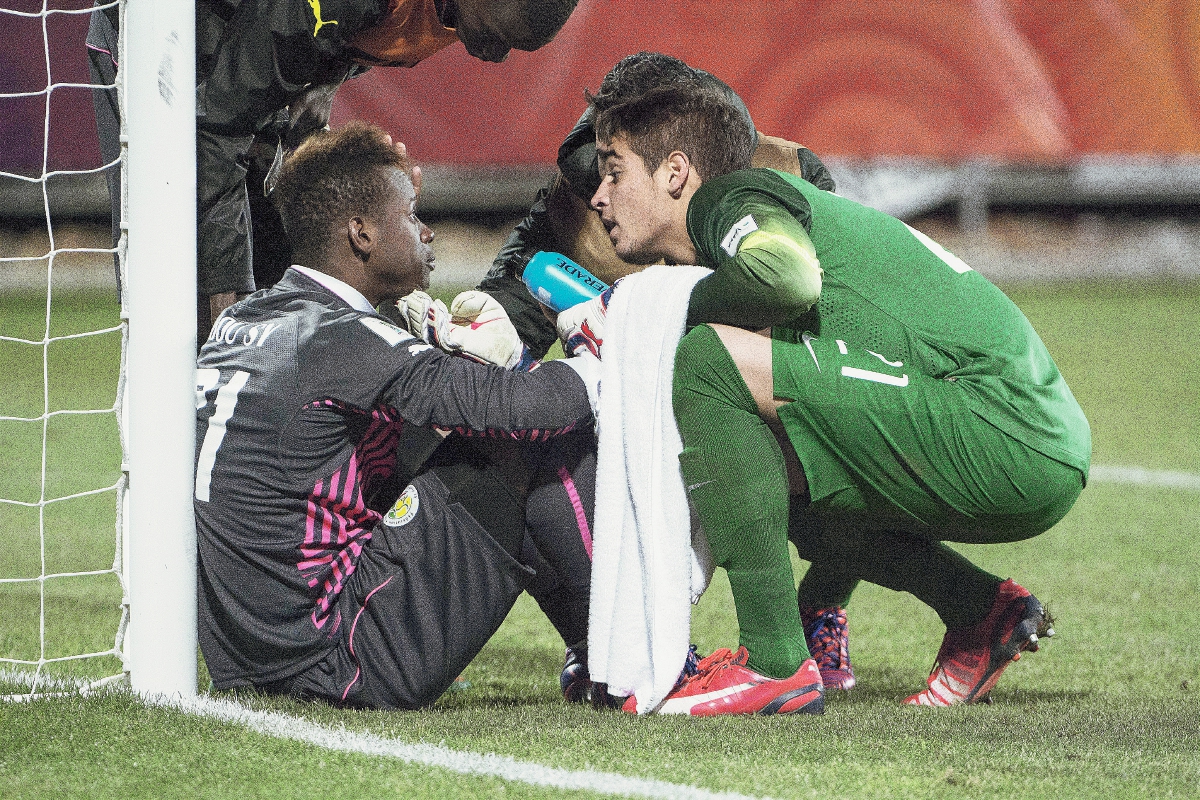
[
  {"x1": 386, "y1": 357, "x2": 593, "y2": 439},
  {"x1": 686, "y1": 262, "x2": 818, "y2": 329}
]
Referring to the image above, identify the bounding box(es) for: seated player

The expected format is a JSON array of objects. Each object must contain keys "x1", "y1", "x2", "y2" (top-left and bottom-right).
[
  {"x1": 575, "y1": 83, "x2": 1089, "y2": 713},
  {"x1": 193, "y1": 122, "x2": 600, "y2": 710},
  {"x1": 476, "y1": 51, "x2": 852, "y2": 702}
]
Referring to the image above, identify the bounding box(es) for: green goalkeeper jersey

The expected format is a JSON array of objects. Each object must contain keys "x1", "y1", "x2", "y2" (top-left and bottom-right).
[{"x1": 685, "y1": 168, "x2": 1091, "y2": 476}]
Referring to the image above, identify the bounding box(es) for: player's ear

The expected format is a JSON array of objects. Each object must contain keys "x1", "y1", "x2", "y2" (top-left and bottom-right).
[
  {"x1": 666, "y1": 151, "x2": 692, "y2": 199},
  {"x1": 348, "y1": 216, "x2": 374, "y2": 259}
]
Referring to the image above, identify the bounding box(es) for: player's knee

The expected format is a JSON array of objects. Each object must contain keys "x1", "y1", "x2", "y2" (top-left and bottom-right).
[{"x1": 673, "y1": 324, "x2": 758, "y2": 418}]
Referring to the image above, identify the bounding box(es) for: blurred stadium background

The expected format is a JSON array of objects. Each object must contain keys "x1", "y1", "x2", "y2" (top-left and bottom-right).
[{"x1": 3, "y1": 0, "x2": 1200, "y2": 291}]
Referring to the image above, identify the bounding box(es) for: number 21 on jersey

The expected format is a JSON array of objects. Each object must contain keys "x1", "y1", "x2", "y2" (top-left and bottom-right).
[{"x1": 195, "y1": 368, "x2": 249, "y2": 502}]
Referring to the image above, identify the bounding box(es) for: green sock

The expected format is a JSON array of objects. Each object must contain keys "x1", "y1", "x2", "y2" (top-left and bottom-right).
[{"x1": 673, "y1": 325, "x2": 808, "y2": 679}]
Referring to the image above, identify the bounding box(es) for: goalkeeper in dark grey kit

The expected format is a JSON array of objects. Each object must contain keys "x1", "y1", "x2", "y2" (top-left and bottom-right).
[{"x1": 194, "y1": 122, "x2": 600, "y2": 709}]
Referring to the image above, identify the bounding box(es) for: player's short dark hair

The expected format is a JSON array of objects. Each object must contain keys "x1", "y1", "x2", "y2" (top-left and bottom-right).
[
  {"x1": 594, "y1": 83, "x2": 755, "y2": 182},
  {"x1": 588, "y1": 52, "x2": 702, "y2": 111},
  {"x1": 587, "y1": 52, "x2": 755, "y2": 132},
  {"x1": 272, "y1": 122, "x2": 411, "y2": 261}
]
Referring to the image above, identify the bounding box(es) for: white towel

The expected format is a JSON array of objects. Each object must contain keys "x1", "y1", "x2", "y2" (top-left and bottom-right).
[{"x1": 587, "y1": 265, "x2": 715, "y2": 714}]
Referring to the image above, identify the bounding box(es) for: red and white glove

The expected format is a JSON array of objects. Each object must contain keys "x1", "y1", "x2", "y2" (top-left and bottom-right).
[
  {"x1": 396, "y1": 290, "x2": 537, "y2": 371},
  {"x1": 556, "y1": 284, "x2": 615, "y2": 359}
]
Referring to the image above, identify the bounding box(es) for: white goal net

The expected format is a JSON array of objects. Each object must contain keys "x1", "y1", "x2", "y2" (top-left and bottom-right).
[{"x1": 1, "y1": 0, "x2": 198, "y2": 700}]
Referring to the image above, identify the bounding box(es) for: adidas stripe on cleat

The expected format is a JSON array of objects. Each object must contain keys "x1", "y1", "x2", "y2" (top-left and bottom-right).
[
  {"x1": 623, "y1": 646, "x2": 825, "y2": 716},
  {"x1": 904, "y1": 579, "x2": 1053, "y2": 707}
]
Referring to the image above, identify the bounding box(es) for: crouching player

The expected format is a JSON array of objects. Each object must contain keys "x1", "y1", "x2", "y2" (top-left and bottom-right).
[
  {"x1": 580, "y1": 84, "x2": 1090, "y2": 713},
  {"x1": 194, "y1": 123, "x2": 600, "y2": 709},
  {"x1": 476, "y1": 51, "x2": 844, "y2": 703}
]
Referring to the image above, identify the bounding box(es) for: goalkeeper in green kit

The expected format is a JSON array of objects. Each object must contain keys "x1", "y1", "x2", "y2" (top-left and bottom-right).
[{"x1": 578, "y1": 81, "x2": 1091, "y2": 714}]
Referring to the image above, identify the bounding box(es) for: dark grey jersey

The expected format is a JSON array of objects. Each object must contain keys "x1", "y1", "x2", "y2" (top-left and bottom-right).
[{"x1": 195, "y1": 269, "x2": 592, "y2": 686}]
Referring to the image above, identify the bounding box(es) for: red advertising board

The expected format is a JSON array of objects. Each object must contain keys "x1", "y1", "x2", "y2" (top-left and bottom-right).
[{"x1": 331, "y1": 0, "x2": 1200, "y2": 165}]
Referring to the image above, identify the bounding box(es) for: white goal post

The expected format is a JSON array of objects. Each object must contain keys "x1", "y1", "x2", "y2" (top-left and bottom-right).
[{"x1": 122, "y1": 0, "x2": 199, "y2": 697}]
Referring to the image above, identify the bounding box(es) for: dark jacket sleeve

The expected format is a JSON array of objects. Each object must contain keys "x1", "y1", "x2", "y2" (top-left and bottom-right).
[
  {"x1": 197, "y1": 129, "x2": 256, "y2": 296},
  {"x1": 798, "y1": 146, "x2": 836, "y2": 193},
  {"x1": 196, "y1": 0, "x2": 384, "y2": 136},
  {"x1": 477, "y1": 181, "x2": 561, "y2": 359}
]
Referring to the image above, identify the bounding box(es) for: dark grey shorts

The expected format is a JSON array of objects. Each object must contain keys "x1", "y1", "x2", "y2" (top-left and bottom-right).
[{"x1": 285, "y1": 468, "x2": 531, "y2": 710}]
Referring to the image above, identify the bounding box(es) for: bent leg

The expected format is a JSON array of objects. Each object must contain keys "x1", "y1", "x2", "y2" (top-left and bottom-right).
[
  {"x1": 718, "y1": 325, "x2": 1013, "y2": 631},
  {"x1": 673, "y1": 325, "x2": 808, "y2": 679},
  {"x1": 524, "y1": 430, "x2": 597, "y2": 649},
  {"x1": 293, "y1": 466, "x2": 531, "y2": 711},
  {"x1": 788, "y1": 506, "x2": 1003, "y2": 630}
]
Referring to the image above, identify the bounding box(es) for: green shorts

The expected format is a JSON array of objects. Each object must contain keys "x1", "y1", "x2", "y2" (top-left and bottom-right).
[{"x1": 771, "y1": 331, "x2": 1083, "y2": 542}]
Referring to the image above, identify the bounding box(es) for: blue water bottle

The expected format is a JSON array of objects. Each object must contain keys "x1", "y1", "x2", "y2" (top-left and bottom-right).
[{"x1": 522, "y1": 251, "x2": 609, "y2": 313}]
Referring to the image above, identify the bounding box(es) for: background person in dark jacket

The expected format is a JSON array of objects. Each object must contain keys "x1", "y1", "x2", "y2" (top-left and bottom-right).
[{"x1": 88, "y1": 0, "x2": 580, "y2": 338}]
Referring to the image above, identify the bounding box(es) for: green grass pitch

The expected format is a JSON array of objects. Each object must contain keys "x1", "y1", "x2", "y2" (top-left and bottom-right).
[{"x1": 1, "y1": 281, "x2": 1198, "y2": 799}]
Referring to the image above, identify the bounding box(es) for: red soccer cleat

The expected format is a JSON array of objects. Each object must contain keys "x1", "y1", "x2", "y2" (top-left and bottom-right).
[
  {"x1": 622, "y1": 646, "x2": 825, "y2": 716},
  {"x1": 904, "y1": 579, "x2": 1053, "y2": 707},
  {"x1": 801, "y1": 605, "x2": 856, "y2": 691}
]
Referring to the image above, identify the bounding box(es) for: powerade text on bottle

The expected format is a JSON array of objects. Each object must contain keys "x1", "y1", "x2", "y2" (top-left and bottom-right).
[{"x1": 522, "y1": 251, "x2": 609, "y2": 313}]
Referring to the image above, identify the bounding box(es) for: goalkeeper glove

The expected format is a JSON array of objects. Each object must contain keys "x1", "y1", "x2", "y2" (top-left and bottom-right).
[
  {"x1": 556, "y1": 283, "x2": 616, "y2": 358},
  {"x1": 395, "y1": 290, "x2": 538, "y2": 371}
]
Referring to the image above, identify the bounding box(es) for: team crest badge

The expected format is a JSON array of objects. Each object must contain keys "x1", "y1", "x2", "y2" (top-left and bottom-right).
[{"x1": 383, "y1": 485, "x2": 419, "y2": 527}]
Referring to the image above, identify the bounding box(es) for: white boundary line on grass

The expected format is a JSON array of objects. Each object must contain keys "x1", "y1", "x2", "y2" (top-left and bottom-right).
[
  {"x1": 155, "y1": 693, "x2": 773, "y2": 800},
  {"x1": 1089, "y1": 464, "x2": 1200, "y2": 491},
  {"x1": 2, "y1": 667, "x2": 769, "y2": 799}
]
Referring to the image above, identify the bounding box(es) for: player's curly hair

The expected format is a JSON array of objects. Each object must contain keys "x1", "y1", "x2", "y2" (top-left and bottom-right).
[
  {"x1": 272, "y1": 122, "x2": 411, "y2": 261},
  {"x1": 594, "y1": 82, "x2": 755, "y2": 182}
]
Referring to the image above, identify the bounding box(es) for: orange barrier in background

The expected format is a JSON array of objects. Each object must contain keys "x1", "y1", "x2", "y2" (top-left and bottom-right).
[{"x1": 330, "y1": 0, "x2": 1200, "y2": 165}]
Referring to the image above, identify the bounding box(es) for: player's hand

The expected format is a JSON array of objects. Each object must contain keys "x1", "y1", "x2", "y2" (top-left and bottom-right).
[
  {"x1": 395, "y1": 290, "x2": 448, "y2": 344},
  {"x1": 382, "y1": 135, "x2": 421, "y2": 197},
  {"x1": 557, "y1": 283, "x2": 615, "y2": 358},
  {"x1": 283, "y1": 82, "x2": 340, "y2": 149},
  {"x1": 395, "y1": 290, "x2": 537, "y2": 371},
  {"x1": 445, "y1": 291, "x2": 538, "y2": 370}
]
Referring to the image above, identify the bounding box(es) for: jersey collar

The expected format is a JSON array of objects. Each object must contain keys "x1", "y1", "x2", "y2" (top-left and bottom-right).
[{"x1": 290, "y1": 265, "x2": 376, "y2": 314}]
